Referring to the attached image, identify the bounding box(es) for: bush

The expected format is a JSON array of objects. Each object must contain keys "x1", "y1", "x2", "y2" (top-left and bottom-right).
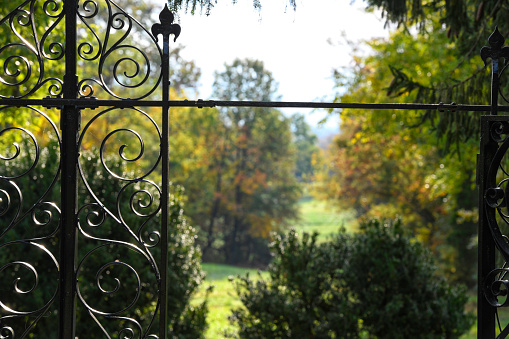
[
  {"x1": 230, "y1": 219, "x2": 474, "y2": 338},
  {"x1": 345, "y1": 219, "x2": 474, "y2": 338},
  {"x1": 229, "y1": 230, "x2": 358, "y2": 338}
]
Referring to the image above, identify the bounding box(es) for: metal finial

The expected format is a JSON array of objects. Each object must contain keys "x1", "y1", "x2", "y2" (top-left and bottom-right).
[
  {"x1": 481, "y1": 27, "x2": 509, "y2": 66},
  {"x1": 151, "y1": 5, "x2": 181, "y2": 42}
]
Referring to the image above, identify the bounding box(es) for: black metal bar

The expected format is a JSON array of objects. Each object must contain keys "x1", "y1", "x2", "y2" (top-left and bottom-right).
[
  {"x1": 152, "y1": 6, "x2": 181, "y2": 338},
  {"x1": 492, "y1": 59, "x2": 500, "y2": 116},
  {"x1": 478, "y1": 115, "x2": 497, "y2": 339},
  {"x1": 1, "y1": 98, "x2": 507, "y2": 111},
  {"x1": 159, "y1": 25, "x2": 170, "y2": 339},
  {"x1": 59, "y1": 0, "x2": 79, "y2": 337}
]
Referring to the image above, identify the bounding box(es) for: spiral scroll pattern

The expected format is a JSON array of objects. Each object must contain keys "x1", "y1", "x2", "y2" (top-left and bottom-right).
[
  {"x1": 483, "y1": 121, "x2": 509, "y2": 263},
  {"x1": 0, "y1": 0, "x2": 65, "y2": 98},
  {"x1": 482, "y1": 118, "x2": 509, "y2": 320},
  {"x1": 75, "y1": 105, "x2": 163, "y2": 336},
  {"x1": 77, "y1": 0, "x2": 163, "y2": 99},
  {"x1": 0, "y1": 105, "x2": 61, "y2": 336}
]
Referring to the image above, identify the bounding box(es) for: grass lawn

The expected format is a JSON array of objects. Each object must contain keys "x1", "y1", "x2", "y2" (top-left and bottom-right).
[
  {"x1": 192, "y1": 263, "x2": 268, "y2": 338},
  {"x1": 293, "y1": 197, "x2": 356, "y2": 241}
]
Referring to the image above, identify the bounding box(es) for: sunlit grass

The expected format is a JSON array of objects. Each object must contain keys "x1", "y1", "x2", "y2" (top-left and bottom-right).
[
  {"x1": 292, "y1": 197, "x2": 357, "y2": 241},
  {"x1": 192, "y1": 263, "x2": 268, "y2": 338}
]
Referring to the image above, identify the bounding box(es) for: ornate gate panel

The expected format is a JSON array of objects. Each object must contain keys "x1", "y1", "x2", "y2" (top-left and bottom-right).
[{"x1": 0, "y1": 0, "x2": 179, "y2": 337}]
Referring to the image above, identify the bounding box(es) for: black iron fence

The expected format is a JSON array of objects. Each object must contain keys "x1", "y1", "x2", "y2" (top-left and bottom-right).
[{"x1": 0, "y1": 0, "x2": 507, "y2": 337}]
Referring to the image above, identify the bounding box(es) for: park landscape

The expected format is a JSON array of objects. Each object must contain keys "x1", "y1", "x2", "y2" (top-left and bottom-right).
[{"x1": 0, "y1": 0, "x2": 508, "y2": 337}]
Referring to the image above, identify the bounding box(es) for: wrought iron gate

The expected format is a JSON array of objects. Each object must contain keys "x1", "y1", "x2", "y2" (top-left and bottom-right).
[
  {"x1": 0, "y1": 0, "x2": 507, "y2": 337},
  {"x1": 478, "y1": 28, "x2": 509, "y2": 339},
  {"x1": 0, "y1": 0, "x2": 180, "y2": 337}
]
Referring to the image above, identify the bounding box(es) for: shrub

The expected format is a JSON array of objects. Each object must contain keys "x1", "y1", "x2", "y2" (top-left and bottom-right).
[
  {"x1": 344, "y1": 219, "x2": 474, "y2": 338},
  {"x1": 230, "y1": 219, "x2": 474, "y2": 338},
  {"x1": 229, "y1": 230, "x2": 358, "y2": 338}
]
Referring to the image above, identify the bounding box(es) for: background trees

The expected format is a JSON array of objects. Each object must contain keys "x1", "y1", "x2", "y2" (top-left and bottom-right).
[
  {"x1": 169, "y1": 59, "x2": 300, "y2": 266},
  {"x1": 290, "y1": 113, "x2": 319, "y2": 183},
  {"x1": 316, "y1": 21, "x2": 480, "y2": 285}
]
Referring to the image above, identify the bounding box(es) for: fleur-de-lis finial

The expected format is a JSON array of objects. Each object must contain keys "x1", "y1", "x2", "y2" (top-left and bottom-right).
[
  {"x1": 151, "y1": 5, "x2": 181, "y2": 42},
  {"x1": 481, "y1": 27, "x2": 509, "y2": 66}
]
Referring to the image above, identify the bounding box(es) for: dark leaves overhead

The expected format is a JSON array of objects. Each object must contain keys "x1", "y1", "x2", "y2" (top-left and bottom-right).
[{"x1": 167, "y1": 0, "x2": 297, "y2": 15}]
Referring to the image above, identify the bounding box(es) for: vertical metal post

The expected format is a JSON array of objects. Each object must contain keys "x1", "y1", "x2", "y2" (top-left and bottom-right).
[
  {"x1": 478, "y1": 27, "x2": 509, "y2": 338},
  {"x1": 59, "y1": 0, "x2": 79, "y2": 337},
  {"x1": 478, "y1": 117, "x2": 497, "y2": 339},
  {"x1": 490, "y1": 55, "x2": 500, "y2": 116},
  {"x1": 481, "y1": 27, "x2": 509, "y2": 116},
  {"x1": 152, "y1": 6, "x2": 180, "y2": 338},
  {"x1": 159, "y1": 29, "x2": 170, "y2": 339}
]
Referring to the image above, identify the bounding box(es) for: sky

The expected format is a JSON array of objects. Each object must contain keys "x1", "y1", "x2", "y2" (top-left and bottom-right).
[{"x1": 165, "y1": 0, "x2": 389, "y2": 134}]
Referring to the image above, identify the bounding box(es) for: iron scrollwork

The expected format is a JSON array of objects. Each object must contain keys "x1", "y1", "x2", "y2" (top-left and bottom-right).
[
  {"x1": 0, "y1": 0, "x2": 178, "y2": 335},
  {"x1": 75, "y1": 106, "x2": 163, "y2": 336},
  {"x1": 77, "y1": 0, "x2": 164, "y2": 100},
  {"x1": 0, "y1": 0, "x2": 65, "y2": 99},
  {"x1": 0, "y1": 106, "x2": 62, "y2": 337}
]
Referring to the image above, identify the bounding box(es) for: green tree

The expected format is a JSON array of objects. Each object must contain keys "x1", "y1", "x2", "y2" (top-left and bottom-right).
[
  {"x1": 346, "y1": 219, "x2": 474, "y2": 338},
  {"x1": 203, "y1": 58, "x2": 300, "y2": 266},
  {"x1": 230, "y1": 230, "x2": 358, "y2": 338},
  {"x1": 316, "y1": 17, "x2": 479, "y2": 285},
  {"x1": 290, "y1": 113, "x2": 319, "y2": 182}
]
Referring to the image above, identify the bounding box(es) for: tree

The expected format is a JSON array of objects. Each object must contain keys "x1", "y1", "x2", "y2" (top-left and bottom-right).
[
  {"x1": 290, "y1": 113, "x2": 319, "y2": 182},
  {"x1": 317, "y1": 21, "x2": 479, "y2": 285},
  {"x1": 230, "y1": 220, "x2": 474, "y2": 338},
  {"x1": 361, "y1": 0, "x2": 506, "y2": 146},
  {"x1": 230, "y1": 230, "x2": 359, "y2": 338},
  {"x1": 346, "y1": 219, "x2": 474, "y2": 338},
  {"x1": 199, "y1": 58, "x2": 300, "y2": 266}
]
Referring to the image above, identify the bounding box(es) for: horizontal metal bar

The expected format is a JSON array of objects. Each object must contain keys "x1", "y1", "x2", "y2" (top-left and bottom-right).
[{"x1": 0, "y1": 97, "x2": 505, "y2": 111}]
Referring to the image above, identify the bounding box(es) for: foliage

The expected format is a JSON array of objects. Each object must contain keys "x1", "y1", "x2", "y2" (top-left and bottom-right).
[
  {"x1": 178, "y1": 58, "x2": 300, "y2": 266},
  {"x1": 290, "y1": 113, "x2": 319, "y2": 182},
  {"x1": 230, "y1": 219, "x2": 474, "y2": 338},
  {"x1": 361, "y1": 0, "x2": 507, "y2": 145},
  {"x1": 167, "y1": 0, "x2": 296, "y2": 15},
  {"x1": 345, "y1": 218, "x2": 474, "y2": 338},
  {"x1": 229, "y1": 229, "x2": 358, "y2": 338},
  {"x1": 321, "y1": 17, "x2": 479, "y2": 286}
]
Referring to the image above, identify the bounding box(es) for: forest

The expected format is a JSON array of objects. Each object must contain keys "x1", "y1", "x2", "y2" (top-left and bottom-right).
[{"x1": 0, "y1": 0, "x2": 507, "y2": 337}]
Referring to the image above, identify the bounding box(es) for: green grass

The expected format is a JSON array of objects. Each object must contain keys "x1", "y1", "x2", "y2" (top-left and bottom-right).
[
  {"x1": 292, "y1": 198, "x2": 356, "y2": 241},
  {"x1": 192, "y1": 263, "x2": 268, "y2": 338}
]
